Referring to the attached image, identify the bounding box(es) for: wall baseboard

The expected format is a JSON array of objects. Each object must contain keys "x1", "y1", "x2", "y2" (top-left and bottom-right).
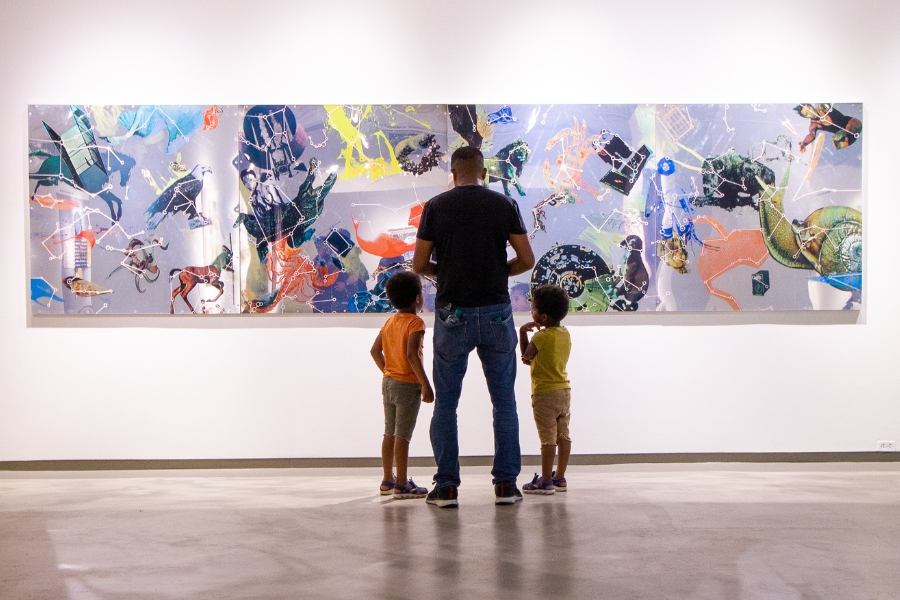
[{"x1": 1, "y1": 452, "x2": 897, "y2": 471}]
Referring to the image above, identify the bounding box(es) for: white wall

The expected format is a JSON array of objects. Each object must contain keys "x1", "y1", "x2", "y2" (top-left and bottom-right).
[{"x1": 1, "y1": 0, "x2": 897, "y2": 461}]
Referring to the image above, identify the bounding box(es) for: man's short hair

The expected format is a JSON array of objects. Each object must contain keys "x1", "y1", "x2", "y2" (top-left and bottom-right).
[
  {"x1": 531, "y1": 284, "x2": 569, "y2": 321},
  {"x1": 385, "y1": 270, "x2": 422, "y2": 310},
  {"x1": 450, "y1": 146, "x2": 485, "y2": 175}
]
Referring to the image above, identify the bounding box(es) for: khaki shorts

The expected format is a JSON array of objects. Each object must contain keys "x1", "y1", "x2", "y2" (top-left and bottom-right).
[
  {"x1": 532, "y1": 388, "x2": 571, "y2": 446},
  {"x1": 383, "y1": 377, "x2": 422, "y2": 442}
]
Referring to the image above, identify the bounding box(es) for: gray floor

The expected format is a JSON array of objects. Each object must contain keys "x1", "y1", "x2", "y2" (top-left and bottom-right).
[{"x1": 1, "y1": 463, "x2": 898, "y2": 599}]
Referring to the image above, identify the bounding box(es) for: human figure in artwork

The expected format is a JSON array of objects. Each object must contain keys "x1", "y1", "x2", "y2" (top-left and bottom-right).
[
  {"x1": 412, "y1": 146, "x2": 535, "y2": 508},
  {"x1": 794, "y1": 104, "x2": 862, "y2": 152},
  {"x1": 519, "y1": 285, "x2": 572, "y2": 495},
  {"x1": 370, "y1": 271, "x2": 434, "y2": 499},
  {"x1": 510, "y1": 283, "x2": 531, "y2": 312},
  {"x1": 241, "y1": 168, "x2": 286, "y2": 218},
  {"x1": 233, "y1": 158, "x2": 337, "y2": 262}
]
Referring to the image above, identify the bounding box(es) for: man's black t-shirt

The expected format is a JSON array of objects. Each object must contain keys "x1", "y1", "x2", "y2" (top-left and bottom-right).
[{"x1": 417, "y1": 184, "x2": 527, "y2": 308}]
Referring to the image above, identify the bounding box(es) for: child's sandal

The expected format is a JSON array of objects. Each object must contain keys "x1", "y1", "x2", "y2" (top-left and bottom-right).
[
  {"x1": 379, "y1": 479, "x2": 395, "y2": 495},
  {"x1": 551, "y1": 470, "x2": 567, "y2": 492}
]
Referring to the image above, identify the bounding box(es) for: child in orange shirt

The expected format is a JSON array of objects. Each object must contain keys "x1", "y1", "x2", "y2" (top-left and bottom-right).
[{"x1": 370, "y1": 271, "x2": 435, "y2": 499}]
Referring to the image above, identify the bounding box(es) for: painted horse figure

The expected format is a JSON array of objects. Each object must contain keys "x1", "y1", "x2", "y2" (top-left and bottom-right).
[{"x1": 169, "y1": 246, "x2": 234, "y2": 314}]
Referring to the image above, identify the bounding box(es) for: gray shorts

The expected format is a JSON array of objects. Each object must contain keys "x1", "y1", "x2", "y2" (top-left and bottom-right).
[{"x1": 383, "y1": 377, "x2": 422, "y2": 441}]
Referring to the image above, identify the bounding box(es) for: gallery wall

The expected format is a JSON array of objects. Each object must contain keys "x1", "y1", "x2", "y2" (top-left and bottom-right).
[{"x1": 1, "y1": 0, "x2": 897, "y2": 461}]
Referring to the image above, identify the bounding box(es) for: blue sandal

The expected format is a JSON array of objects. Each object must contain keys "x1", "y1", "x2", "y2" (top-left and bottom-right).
[
  {"x1": 523, "y1": 473, "x2": 555, "y2": 495},
  {"x1": 393, "y1": 478, "x2": 428, "y2": 499},
  {"x1": 379, "y1": 478, "x2": 395, "y2": 495},
  {"x1": 551, "y1": 470, "x2": 567, "y2": 492}
]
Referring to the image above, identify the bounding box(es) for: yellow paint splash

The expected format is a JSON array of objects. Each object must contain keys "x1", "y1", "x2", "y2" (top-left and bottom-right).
[{"x1": 324, "y1": 105, "x2": 401, "y2": 181}]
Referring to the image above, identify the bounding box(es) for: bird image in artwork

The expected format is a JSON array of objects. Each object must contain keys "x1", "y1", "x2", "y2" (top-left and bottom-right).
[
  {"x1": 144, "y1": 165, "x2": 212, "y2": 230},
  {"x1": 31, "y1": 278, "x2": 64, "y2": 306},
  {"x1": 63, "y1": 277, "x2": 112, "y2": 297},
  {"x1": 611, "y1": 235, "x2": 649, "y2": 311}
]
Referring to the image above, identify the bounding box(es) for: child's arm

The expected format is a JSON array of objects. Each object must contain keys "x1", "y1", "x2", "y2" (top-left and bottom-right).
[
  {"x1": 370, "y1": 333, "x2": 386, "y2": 372},
  {"x1": 519, "y1": 322, "x2": 540, "y2": 365},
  {"x1": 406, "y1": 330, "x2": 434, "y2": 403}
]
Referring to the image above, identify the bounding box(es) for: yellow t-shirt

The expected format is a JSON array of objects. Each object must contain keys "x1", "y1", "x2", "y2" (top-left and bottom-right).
[
  {"x1": 530, "y1": 326, "x2": 571, "y2": 394},
  {"x1": 381, "y1": 312, "x2": 426, "y2": 384}
]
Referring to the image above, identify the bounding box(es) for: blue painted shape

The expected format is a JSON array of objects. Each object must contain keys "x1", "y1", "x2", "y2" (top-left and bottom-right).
[
  {"x1": 486, "y1": 106, "x2": 518, "y2": 125},
  {"x1": 657, "y1": 157, "x2": 675, "y2": 176},
  {"x1": 114, "y1": 105, "x2": 205, "y2": 154},
  {"x1": 811, "y1": 273, "x2": 862, "y2": 292},
  {"x1": 31, "y1": 278, "x2": 63, "y2": 305}
]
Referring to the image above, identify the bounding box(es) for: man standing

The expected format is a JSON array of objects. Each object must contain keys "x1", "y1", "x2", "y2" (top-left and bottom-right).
[{"x1": 412, "y1": 146, "x2": 535, "y2": 507}]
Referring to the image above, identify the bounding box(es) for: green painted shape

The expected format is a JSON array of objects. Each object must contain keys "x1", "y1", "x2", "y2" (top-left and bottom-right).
[{"x1": 756, "y1": 160, "x2": 811, "y2": 269}]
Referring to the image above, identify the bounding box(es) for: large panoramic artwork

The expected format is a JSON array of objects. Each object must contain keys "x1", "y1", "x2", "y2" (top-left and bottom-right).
[{"x1": 28, "y1": 104, "x2": 863, "y2": 315}]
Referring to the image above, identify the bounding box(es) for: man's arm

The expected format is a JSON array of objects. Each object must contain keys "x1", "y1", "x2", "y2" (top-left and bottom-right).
[
  {"x1": 507, "y1": 233, "x2": 535, "y2": 277},
  {"x1": 412, "y1": 238, "x2": 437, "y2": 277}
]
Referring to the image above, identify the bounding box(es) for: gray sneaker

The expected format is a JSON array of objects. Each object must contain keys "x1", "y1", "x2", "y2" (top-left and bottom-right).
[
  {"x1": 494, "y1": 481, "x2": 523, "y2": 505},
  {"x1": 425, "y1": 485, "x2": 459, "y2": 508}
]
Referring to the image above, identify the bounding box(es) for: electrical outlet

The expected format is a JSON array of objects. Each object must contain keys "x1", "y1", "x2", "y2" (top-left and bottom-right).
[{"x1": 877, "y1": 441, "x2": 897, "y2": 452}]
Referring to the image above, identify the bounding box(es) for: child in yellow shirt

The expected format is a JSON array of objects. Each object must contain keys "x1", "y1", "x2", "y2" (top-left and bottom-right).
[
  {"x1": 519, "y1": 284, "x2": 571, "y2": 495},
  {"x1": 370, "y1": 271, "x2": 434, "y2": 499}
]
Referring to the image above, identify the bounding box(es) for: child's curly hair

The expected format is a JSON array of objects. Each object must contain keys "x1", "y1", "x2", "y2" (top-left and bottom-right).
[
  {"x1": 531, "y1": 284, "x2": 569, "y2": 321},
  {"x1": 385, "y1": 270, "x2": 422, "y2": 310}
]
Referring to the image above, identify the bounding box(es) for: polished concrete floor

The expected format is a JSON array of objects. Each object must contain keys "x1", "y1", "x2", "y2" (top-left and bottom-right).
[{"x1": 1, "y1": 463, "x2": 898, "y2": 599}]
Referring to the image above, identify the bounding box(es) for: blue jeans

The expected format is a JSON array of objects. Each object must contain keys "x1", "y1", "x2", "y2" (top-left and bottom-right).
[{"x1": 430, "y1": 303, "x2": 521, "y2": 487}]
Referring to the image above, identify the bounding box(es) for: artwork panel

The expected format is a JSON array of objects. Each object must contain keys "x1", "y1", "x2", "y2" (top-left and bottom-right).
[{"x1": 28, "y1": 103, "x2": 862, "y2": 316}]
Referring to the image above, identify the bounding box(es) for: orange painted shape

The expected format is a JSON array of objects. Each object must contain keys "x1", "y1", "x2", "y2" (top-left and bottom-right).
[
  {"x1": 247, "y1": 240, "x2": 323, "y2": 313},
  {"x1": 31, "y1": 195, "x2": 80, "y2": 210},
  {"x1": 203, "y1": 105, "x2": 220, "y2": 131},
  {"x1": 694, "y1": 215, "x2": 769, "y2": 311},
  {"x1": 352, "y1": 219, "x2": 415, "y2": 258},
  {"x1": 75, "y1": 230, "x2": 99, "y2": 248},
  {"x1": 408, "y1": 203, "x2": 424, "y2": 228}
]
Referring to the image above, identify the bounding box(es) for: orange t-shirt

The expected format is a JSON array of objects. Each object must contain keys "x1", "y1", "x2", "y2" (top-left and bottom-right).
[{"x1": 381, "y1": 312, "x2": 426, "y2": 384}]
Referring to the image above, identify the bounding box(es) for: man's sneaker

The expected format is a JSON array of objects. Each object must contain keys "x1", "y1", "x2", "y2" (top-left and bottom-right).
[
  {"x1": 494, "y1": 481, "x2": 524, "y2": 505},
  {"x1": 522, "y1": 473, "x2": 555, "y2": 495},
  {"x1": 551, "y1": 470, "x2": 567, "y2": 492},
  {"x1": 393, "y1": 478, "x2": 428, "y2": 499},
  {"x1": 425, "y1": 485, "x2": 458, "y2": 508}
]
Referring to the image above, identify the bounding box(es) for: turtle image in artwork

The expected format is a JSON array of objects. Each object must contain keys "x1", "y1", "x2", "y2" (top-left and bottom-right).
[{"x1": 530, "y1": 244, "x2": 614, "y2": 312}]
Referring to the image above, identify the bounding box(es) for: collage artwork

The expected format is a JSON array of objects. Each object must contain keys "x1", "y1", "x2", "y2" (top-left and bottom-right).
[{"x1": 27, "y1": 103, "x2": 863, "y2": 315}]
